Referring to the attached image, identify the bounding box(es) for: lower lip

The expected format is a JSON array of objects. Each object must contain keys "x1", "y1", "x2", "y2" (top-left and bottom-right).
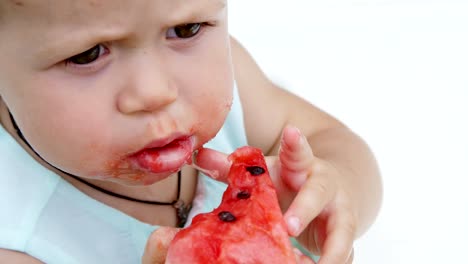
[{"x1": 129, "y1": 137, "x2": 193, "y2": 174}]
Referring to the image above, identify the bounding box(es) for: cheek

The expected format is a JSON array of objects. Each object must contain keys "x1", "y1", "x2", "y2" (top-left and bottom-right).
[
  {"x1": 189, "y1": 71, "x2": 234, "y2": 147},
  {"x1": 176, "y1": 46, "x2": 234, "y2": 146},
  {"x1": 23, "y1": 107, "x2": 113, "y2": 176},
  {"x1": 11, "y1": 77, "x2": 117, "y2": 177}
]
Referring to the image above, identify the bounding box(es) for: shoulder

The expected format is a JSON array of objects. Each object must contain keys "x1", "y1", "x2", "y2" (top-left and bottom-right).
[
  {"x1": 229, "y1": 37, "x2": 301, "y2": 153},
  {"x1": 230, "y1": 36, "x2": 280, "y2": 106},
  {"x1": 0, "y1": 249, "x2": 43, "y2": 264},
  {"x1": 230, "y1": 37, "x2": 271, "y2": 89},
  {"x1": 229, "y1": 36, "x2": 287, "y2": 153},
  {"x1": 229, "y1": 36, "x2": 344, "y2": 154}
]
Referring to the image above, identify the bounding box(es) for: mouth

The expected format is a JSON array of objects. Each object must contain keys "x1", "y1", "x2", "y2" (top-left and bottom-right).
[{"x1": 128, "y1": 136, "x2": 194, "y2": 174}]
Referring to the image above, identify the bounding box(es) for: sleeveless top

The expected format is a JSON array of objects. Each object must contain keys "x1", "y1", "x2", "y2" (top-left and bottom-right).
[{"x1": 0, "y1": 85, "x2": 247, "y2": 263}]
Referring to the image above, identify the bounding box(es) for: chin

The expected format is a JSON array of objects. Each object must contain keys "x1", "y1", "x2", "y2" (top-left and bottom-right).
[{"x1": 106, "y1": 171, "x2": 175, "y2": 186}]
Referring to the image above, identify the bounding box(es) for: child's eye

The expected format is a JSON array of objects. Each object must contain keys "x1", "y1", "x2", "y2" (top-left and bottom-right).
[
  {"x1": 66, "y1": 44, "x2": 108, "y2": 65},
  {"x1": 166, "y1": 23, "x2": 203, "y2": 39}
]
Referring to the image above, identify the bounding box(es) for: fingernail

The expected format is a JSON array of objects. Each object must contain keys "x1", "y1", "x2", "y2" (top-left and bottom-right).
[
  {"x1": 287, "y1": 216, "x2": 301, "y2": 236},
  {"x1": 292, "y1": 125, "x2": 301, "y2": 134},
  {"x1": 299, "y1": 133, "x2": 308, "y2": 146},
  {"x1": 289, "y1": 126, "x2": 307, "y2": 146},
  {"x1": 192, "y1": 163, "x2": 219, "y2": 179}
]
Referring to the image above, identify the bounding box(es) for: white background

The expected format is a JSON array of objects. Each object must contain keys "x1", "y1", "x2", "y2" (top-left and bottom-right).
[{"x1": 229, "y1": 1, "x2": 468, "y2": 263}]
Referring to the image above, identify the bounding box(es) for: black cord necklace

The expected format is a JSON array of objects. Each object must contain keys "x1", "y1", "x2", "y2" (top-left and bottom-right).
[{"x1": 9, "y1": 111, "x2": 191, "y2": 227}]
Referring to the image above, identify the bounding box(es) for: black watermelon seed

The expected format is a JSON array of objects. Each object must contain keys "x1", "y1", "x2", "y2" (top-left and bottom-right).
[
  {"x1": 246, "y1": 166, "x2": 265, "y2": 176},
  {"x1": 218, "y1": 211, "x2": 236, "y2": 222},
  {"x1": 237, "y1": 190, "x2": 251, "y2": 199}
]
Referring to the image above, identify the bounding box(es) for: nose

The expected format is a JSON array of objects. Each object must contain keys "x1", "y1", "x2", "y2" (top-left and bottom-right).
[{"x1": 117, "y1": 53, "x2": 177, "y2": 114}]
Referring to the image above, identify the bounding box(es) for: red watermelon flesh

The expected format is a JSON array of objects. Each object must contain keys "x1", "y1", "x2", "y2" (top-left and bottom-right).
[{"x1": 166, "y1": 146, "x2": 296, "y2": 264}]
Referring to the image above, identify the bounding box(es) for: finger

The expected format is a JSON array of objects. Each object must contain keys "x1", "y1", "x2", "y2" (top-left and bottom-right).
[
  {"x1": 309, "y1": 215, "x2": 327, "y2": 256},
  {"x1": 279, "y1": 125, "x2": 314, "y2": 191},
  {"x1": 142, "y1": 227, "x2": 179, "y2": 264},
  {"x1": 284, "y1": 174, "x2": 336, "y2": 236},
  {"x1": 317, "y1": 211, "x2": 355, "y2": 264},
  {"x1": 193, "y1": 148, "x2": 280, "y2": 184},
  {"x1": 192, "y1": 147, "x2": 230, "y2": 181}
]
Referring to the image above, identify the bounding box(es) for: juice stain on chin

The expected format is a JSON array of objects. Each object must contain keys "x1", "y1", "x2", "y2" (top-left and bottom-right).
[
  {"x1": 11, "y1": 1, "x2": 25, "y2": 7},
  {"x1": 103, "y1": 159, "x2": 147, "y2": 183}
]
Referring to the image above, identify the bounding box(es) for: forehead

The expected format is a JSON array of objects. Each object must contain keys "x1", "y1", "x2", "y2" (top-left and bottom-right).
[
  {"x1": 0, "y1": 0, "x2": 227, "y2": 68},
  {"x1": 1, "y1": 0, "x2": 226, "y2": 28}
]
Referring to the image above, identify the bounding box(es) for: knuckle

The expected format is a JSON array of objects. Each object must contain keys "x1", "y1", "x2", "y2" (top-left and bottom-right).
[
  {"x1": 309, "y1": 180, "x2": 329, "y2": 198},
  {"x1": 343, "y1": 218, "x2": 357, "y2": 238}
]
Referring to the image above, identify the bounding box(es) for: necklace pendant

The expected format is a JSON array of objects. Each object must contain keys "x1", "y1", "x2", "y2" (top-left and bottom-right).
[{"x1": 174, "y1": 199, "x2": 191, "y2": 228}]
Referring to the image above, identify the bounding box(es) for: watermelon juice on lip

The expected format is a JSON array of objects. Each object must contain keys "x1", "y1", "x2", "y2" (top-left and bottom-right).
[{"x1": 129, "y1": 137, "x2": 193, "y2": 174}]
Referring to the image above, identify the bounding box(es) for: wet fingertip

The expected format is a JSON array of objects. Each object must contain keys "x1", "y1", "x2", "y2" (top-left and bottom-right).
[
  {"x1": 286, "y1": 215, "x2": 302, "y2": 236},
  {"x1": 284, "y1": 124, "x2": 300, "y2": 132},
  {"x1": 284, "y1": 126, "x2": 307, "y2": 150},
  {"x1": 289, "y1": 125, "x2": 302, "y2": 137}
]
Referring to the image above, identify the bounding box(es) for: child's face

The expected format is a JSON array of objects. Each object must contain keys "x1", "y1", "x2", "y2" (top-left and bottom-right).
[{"x1": 0, "y1": 0, "x2": 232, "y2": 185}]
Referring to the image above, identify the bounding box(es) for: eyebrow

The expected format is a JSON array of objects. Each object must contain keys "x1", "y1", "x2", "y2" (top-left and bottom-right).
[
  {"x1": 166, "y1": 0, "x2": 227, "y2": 25},
  {"x1": 34, "y1": 0, "x2": 227, "y2": 64},
  {"x1": 34, "y1": 27, "x2": 129, "y2": 66}
]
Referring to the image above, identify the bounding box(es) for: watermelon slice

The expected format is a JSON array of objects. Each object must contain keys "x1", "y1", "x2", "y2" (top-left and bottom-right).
[{"x1": 166, "y1": 146, "x2": 296, "y2": 264}]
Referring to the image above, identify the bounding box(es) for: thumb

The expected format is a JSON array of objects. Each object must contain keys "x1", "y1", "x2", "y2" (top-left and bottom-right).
[
  {"x1": 279, "y1": 125, "x2": 314, "y2": 191},
  {"x1": 192, "y1": 147, "x2": 231, "y2": 182},
  {"x1": 142, "y1": 227, "x2": 179, "y2": 264}
]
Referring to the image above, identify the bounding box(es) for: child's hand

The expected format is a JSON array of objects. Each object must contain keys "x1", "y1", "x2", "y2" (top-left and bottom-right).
[
  {"x1": 195, "y1": 126, "x2": 356, "y2": 264},
  {"x1": 142, "y1": 227, "x2": 179, "y2": 264},
  {"x1": 277, "y1": 126, "x2": 355, "y2": 264}
]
